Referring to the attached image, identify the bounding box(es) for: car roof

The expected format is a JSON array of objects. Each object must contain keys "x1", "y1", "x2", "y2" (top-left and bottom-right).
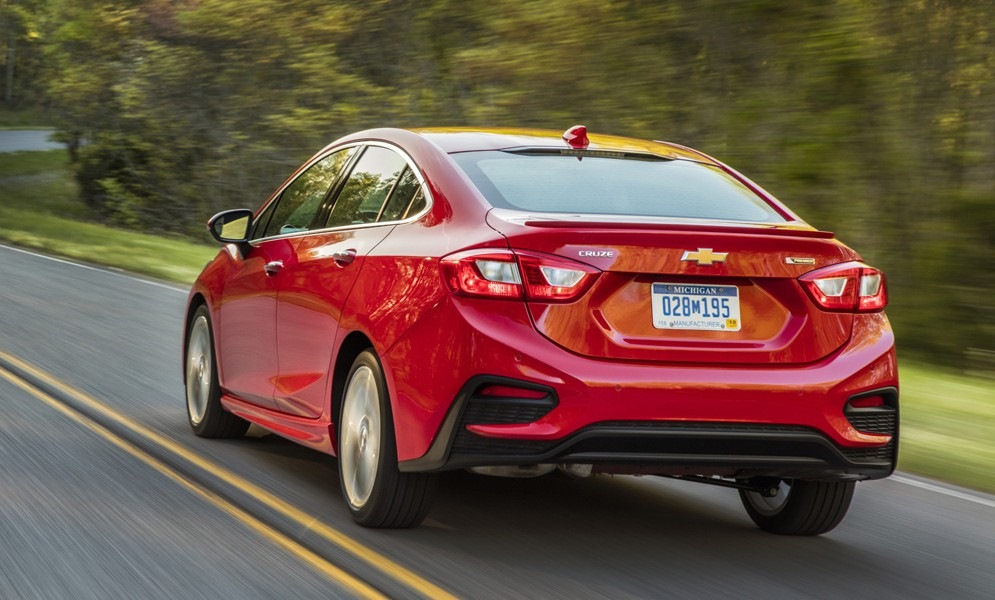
[{"x1": 412, "y1": 127, "x2": 716, "y2": 163}]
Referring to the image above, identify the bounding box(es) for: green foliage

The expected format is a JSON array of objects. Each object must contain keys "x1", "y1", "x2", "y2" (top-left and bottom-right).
[
  {"x1": 11, "y1": 0, "x2": 995, "y2": 368},
  {"x1": 1, "y1": 0, "x2": 49, "y2": 106}
]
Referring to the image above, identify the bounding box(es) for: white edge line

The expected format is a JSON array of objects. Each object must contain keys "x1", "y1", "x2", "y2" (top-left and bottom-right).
[
  {"x1": 0, "y1": 243, "x2": 189, "y2": 294},
  {"x1": 891, "y1": 474, "x2": 995, "y2": 509}
]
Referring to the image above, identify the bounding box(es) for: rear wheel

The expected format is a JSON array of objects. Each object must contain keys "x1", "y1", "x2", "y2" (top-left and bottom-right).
[
  {"x1": 338, "y1": 350, "x2": 437, "y2": 528},
  {"x1": 185, "y1": 305, "x2": 249, "y2": 439},
  {"x1": 739, "y1": 479, "x2": 855, "y2": 535}
]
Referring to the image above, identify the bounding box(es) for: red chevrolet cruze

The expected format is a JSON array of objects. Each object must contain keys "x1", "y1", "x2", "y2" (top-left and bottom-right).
[{"x1": 184, "y1": 126, "x2": 897, "y2": 535}]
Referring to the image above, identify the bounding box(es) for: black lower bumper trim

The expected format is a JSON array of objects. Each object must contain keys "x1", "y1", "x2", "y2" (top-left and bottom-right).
[{"x1": 401, "y1": 420, "x2": 896, "y2": 481}]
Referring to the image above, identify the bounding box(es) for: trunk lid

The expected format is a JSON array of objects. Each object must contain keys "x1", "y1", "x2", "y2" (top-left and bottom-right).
[{"x1": 487, "y1": 210, "x2": 860, "y2": 365}]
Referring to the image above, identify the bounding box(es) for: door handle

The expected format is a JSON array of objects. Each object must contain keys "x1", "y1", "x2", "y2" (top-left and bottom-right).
[
  {"x1": 264, "y1": 260, "x2": 284, "y2": 276},
  {"x1": 332, "y1": 249, "x2": 357, "y2": 266}
]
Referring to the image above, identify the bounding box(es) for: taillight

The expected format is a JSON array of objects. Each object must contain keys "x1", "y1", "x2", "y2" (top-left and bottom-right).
[
  {"x1": 799, "y1": 262, "x2": 887, "y2": 312},
  {"x1": 441, "y1": 249, "x2": 599, "y2": 302}
]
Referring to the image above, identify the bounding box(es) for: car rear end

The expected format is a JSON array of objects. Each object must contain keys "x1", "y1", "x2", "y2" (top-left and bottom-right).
[{"x1": 402, "y1": 129, "x2": 898, "y2": 484}]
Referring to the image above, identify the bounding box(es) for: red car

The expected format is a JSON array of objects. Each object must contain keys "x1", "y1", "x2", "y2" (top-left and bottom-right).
[{"x1": 184, "y1": 126, "x2": 897, "y2": 535}]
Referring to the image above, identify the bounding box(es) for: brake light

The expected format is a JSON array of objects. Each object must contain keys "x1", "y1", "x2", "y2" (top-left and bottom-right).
[
  {"x1": 799, "y1": 262, "x2": 887, "y2": 312},
  {"x1": 441, "y1": 251, "x2": 523, "y2": 299},
  {"x1": 441, "y1": 249, "x2": 599, "y2": 302}
]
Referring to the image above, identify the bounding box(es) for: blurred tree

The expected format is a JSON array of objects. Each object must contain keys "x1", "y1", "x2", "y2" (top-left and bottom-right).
[
  {"x1": 26, "y1": 0, "x2": 995, "y2": 366},
  {"x1": 0, "y1": 0, "x2": 46, "y2": 106}
]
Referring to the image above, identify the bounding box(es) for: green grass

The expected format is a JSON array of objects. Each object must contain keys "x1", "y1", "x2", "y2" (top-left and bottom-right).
[
  {"x1": 898, "y1": 363, "x2": 995, "y2": 494},
  {"x1": 0, "y1": 106, "x2": 53, "y2": 129},
  {"x1": 1, "y1": 146, "x2": 994, "y2": 495},
  {"x1": 0, "y1": 149, "x2": 70, "y2": 177},
  {"x1": 0, "y1": 150, "x2": 216, "y2": 283}
]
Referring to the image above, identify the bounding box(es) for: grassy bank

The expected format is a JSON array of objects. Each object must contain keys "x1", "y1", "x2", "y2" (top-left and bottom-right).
[
  {"x1": 2, "y1": 147, "x2": 994, "y2": 495},
  {"x1": 0, "y1": 150, "x2": 215, "y2": 283},
  {"x1": 898, "y1": 363, "x2": 995, "y2": 494}
]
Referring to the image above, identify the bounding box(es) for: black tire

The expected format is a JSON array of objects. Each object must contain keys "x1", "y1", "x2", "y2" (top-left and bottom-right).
[
  {"x1": 184, "y1": 305, "x2": 249, "y2": 439},
  {"x1": 337, "y1": 350, "x2": 438, "y2": 528},
  {"x1": 739, "y1": 479, "x2": 855, "y2": 535}
]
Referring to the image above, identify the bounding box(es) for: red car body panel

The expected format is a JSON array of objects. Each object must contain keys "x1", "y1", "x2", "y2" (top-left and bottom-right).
[
  {"x1": 486, "y1": 214, "x2": 861, "y2": 365},
  {"x1": 186, "y1": 126, "x2": 898, "y2": 482}
]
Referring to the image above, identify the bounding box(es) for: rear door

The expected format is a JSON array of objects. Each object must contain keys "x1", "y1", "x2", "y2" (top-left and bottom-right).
[{"x1": 273, "y1": 144, "x2": 425, "y2": 418}]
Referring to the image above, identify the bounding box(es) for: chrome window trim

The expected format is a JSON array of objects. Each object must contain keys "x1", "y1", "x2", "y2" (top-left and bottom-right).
[{"x1": 249, "y1": 140, "x2": 434, "y2": 245}]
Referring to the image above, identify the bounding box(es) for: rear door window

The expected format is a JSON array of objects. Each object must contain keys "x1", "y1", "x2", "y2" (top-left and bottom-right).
[
  {"x1": 378, "y1": 167, "x2": 422, "y2": 221},
  {"x1": 325, "y1": 146, "x2": 409, "y2": 228}
]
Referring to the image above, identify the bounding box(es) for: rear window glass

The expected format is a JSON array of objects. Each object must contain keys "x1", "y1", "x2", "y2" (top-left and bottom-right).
[{"x1": 451, "y1": 151, "x2": 785, "y2": 223}]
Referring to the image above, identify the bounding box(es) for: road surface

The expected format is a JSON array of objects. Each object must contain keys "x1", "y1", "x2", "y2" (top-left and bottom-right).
[{"x1": 0, "y1": 243, "x2": 993, "y2": 599}]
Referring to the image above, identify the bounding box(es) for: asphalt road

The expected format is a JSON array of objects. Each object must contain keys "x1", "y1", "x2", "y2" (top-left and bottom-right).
[
  {"x1": 0, "y1": 130, "x2": 65, "y2": 153},
  {"x1": 0, "y1": 242, "x2": 993, "y2": 599}
]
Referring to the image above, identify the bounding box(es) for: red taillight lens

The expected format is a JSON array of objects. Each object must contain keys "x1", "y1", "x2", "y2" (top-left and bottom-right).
[
  {"x1": 441, "y1": 249, "x2": 600, "y2": 302},
  {"x1": 441, "y1": 251, "x2": 523, "y2": 299},
  {"x1": 799, "y1": 262, "x2": 887, "y2": 312}
]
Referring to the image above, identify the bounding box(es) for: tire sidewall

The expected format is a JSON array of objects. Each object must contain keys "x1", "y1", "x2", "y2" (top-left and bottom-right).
[
  {"x1": 739, "y1": 479, "x2": 855, "y2": 535},
  {"x1": 185, "y1": 304, "x2": 248, "y2": 438}
]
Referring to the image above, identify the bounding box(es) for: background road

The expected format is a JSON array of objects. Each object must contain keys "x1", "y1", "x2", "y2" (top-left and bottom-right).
[
  {"x1": 0, "y1": 243, "x2": 993, "y2": 599},
  {"x1": 0, "y1": 130, "x2": 65, "y2": 152}
]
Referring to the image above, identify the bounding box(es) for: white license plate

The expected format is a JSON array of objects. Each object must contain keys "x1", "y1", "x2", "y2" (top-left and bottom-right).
[{"x1": 651, "y1": 283, "x2": 741, "y2": 331}]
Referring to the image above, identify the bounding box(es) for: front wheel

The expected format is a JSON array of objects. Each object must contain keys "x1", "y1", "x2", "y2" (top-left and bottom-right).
[
  {"x1": 337, "y1": 350, "x2": 437, "y2": 528},
  {"x1": 184, "y1": 305, "x2": 249, "y2": 439},
  {"x1": 739, "y1": 479, "x2": 855, "y2": 535}
]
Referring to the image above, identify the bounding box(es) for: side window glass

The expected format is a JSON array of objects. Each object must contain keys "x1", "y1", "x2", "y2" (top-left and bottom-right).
[
  {"x1": 404, "y1": 188, "x2": 427, "y2": 218},
  {"x1": 264, "y1": 148, "x2": 354, "y2": 237},
  {"x1": 379, "y1": 167, "x2": 421, "y2": 222},
  {"x1": 326, "y1": 146, "x2": 407, "y2": 228}
]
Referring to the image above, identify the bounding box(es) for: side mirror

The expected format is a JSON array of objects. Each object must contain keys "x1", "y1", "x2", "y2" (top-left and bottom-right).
[{"x1": 208, "y1": 209, "x2": 254, "y2": 244}]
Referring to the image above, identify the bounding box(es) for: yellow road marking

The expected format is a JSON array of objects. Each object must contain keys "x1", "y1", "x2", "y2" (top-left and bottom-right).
[
  {"x1": 0, "y1": 365, "x2": 386, "y2": 600},
  {"x1": 0, "y1": 350, "x2": 457, "y2": 600}
]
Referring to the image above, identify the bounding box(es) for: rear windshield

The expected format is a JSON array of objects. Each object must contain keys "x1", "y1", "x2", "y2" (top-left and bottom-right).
[{"x1": 451, "y1": 150, "x2": 786, "y2": 223}]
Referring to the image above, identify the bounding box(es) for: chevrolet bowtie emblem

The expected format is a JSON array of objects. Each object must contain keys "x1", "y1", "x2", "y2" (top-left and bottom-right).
[{"x1": 681, "y1": 248, "x2": 728, "y2": 266}]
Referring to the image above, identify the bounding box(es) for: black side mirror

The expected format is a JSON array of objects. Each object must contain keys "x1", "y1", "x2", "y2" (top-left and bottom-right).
[{"x1": 208, "y1": 209, "x2": 254, "y2": 244}]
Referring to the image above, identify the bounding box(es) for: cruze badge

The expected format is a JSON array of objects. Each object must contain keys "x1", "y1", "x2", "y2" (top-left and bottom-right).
[
  {"x1": 681, "y1": 248, "x2": 728, "y2": 266},
  {"x1": 578, "y1": 250, "x2": 615, "y2": 258}
]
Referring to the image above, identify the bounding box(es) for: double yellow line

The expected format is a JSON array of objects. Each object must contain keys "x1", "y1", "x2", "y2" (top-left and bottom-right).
[{"x1": 0, "y1": 349, "x2": 456, "y2": 600}]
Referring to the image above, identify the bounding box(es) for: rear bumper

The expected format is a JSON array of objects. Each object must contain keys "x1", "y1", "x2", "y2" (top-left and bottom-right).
[
  {"x1": 404, "y1": 416, "x2": 895, "y2": 480},
  {"x1": 388, "y1": 298, "x2": 898, "y2": 480}
]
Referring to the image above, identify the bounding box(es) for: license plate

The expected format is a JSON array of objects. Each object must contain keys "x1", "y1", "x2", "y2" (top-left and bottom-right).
[{"x1": 651, "y1": 283, "x2": 741, "y2": 331}]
